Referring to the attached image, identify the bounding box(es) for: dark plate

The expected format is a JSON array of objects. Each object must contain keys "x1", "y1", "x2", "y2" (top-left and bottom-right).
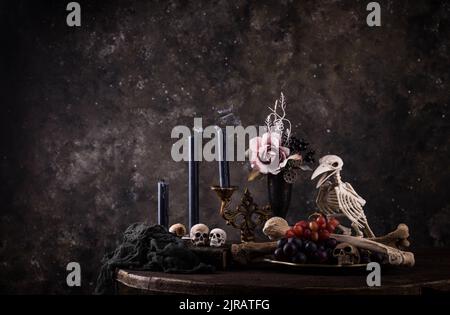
[{"x1": 262, "y1": 258, "x2": 368, "y2": 270}]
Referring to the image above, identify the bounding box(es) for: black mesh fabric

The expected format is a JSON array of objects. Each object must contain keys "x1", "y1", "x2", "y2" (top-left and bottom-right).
[{"x1": 95, "y1": 223, "x2": 214, "y2": 294}]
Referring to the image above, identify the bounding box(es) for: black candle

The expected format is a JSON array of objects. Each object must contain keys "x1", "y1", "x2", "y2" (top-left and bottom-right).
[
  {"x1": 188, "y1": 135, "x2": 199, "y2": 229},
  {"x1": 157, "y1": 180, "x2": 169, "y2": 228},
  {"x1": 218, "y1": 128, "x2": 230, "y2": 188}
]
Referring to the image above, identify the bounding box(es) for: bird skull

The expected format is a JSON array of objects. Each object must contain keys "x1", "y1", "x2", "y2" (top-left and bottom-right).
[
  {"x1": 190, "y1": 224, "x2": 209, "y2": 246},
  {"x1": 209, "y1": 228, "x2": 227, "y2": 247},
  {"x1": 311, "y1": 155, "x2": 344, "y2": 188},
  {"x1": 333, "y1": 242, "x2": 360, "y2": 265}
]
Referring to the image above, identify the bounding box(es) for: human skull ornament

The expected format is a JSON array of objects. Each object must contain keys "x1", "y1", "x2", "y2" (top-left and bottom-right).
[
  {"x1": 190, "y1": 223, "x2": 209, "y2": 246},
  {"x1": 169, "y1": 223, "x2": 186, "y2": 237},
  {"x1": 209, "y1": 228, "x2": 227, "y2": 247},
  {"x1": 333, "y1": 242, "x2": 360, "y2": 265}
]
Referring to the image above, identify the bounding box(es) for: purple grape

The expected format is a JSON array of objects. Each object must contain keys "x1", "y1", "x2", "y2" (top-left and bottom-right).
[
  {"x1": 316, "y1": 249, "x2": 328, "y2": 263},
  {"x1": 274, "y1": 248, "x2": 285, "y2": 261},
  {"x1": 277, "y1": 238, "x2": 287, "y2": 248},
  {"x1": 325, "y1": 238, "x2": 338, "y2": 249},
  {"x1": 318, "y1": 245, "x2": 326, "y2": 252},
  {"x1": 283, "y1": 242, "x2": 298, "y2": 257},
  {"x1": 289, "y1": 237, "x2": 303, "y2": 250},
  {"x1": 291, "y1": 252, "x2": 307, "y2": 264},
  {"x1": 304, "y1": 241, "x2": 317, "y2": 254}
]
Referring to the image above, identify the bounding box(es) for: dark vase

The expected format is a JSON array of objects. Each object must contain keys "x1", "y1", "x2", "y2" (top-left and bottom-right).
[{"x1": 267, "y1": 173, "x2": 292, "y2": 219}]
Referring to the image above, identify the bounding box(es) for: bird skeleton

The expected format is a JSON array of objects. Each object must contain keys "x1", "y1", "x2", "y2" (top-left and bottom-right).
[{"x1": 311, "y1": 155, "x2": 375, "y2": 238}]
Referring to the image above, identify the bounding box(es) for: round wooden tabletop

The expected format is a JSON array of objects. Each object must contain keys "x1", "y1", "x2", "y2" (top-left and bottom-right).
[{"x1": 116, "y1": 248, "x2": 450, "y2": 295}]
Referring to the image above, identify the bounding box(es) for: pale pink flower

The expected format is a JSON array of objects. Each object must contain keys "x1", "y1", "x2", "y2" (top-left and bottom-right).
[{"x1": 249, "y1": 132, "x2": 301, "y2": 175}]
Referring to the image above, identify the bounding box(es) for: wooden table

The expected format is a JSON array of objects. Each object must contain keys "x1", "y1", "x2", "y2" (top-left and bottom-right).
[{"x1": 116, "y1": 248, "x2": 450, "y2": 295}]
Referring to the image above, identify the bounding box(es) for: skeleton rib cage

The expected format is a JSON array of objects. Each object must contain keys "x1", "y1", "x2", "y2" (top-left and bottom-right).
[{"x1": 316, "y1": 179, "x2": 375, "y2": 238}]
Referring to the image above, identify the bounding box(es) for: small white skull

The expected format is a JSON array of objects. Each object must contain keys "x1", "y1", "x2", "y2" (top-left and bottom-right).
[
  {"x1": 169, "y1": 223, "x2": 186, "y2": 237},
  {"x1": 333, "y1": 243, "x2": 360, "y2": 265},
  {"x1": 190, "y1": 223, "x2": 209, "y2": 246},
  {"x1": 209, "y1": 228, "x2": 227, "y2": 247}
]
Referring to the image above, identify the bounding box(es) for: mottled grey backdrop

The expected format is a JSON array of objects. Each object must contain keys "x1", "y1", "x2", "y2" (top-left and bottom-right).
[{"x1": 1, "y1": 0, "x2": 449, "y2": 294}]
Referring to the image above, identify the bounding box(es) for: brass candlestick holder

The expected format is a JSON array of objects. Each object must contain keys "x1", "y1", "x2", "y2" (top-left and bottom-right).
[{"x1": 211, "y1": 186, "x2": 271, "y2": 242}]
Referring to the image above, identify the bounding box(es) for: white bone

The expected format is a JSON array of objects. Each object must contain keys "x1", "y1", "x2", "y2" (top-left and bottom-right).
[
  {"x1": 370, "y1": 223, "x2": 410, "y2": 249},
  {"x1": 262, "y1": 217, "x2": 290, "y2": 240}
]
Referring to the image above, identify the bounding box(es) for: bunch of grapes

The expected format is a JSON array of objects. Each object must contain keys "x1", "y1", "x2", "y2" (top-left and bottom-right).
[{"x1": 273, "y1": 214, "x2": 340, "y2": 264}]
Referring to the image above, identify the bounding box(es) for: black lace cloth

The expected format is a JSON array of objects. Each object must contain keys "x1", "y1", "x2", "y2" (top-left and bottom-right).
[{"x1": 95, "y1": 223, "x2": 214, "y2": 294}]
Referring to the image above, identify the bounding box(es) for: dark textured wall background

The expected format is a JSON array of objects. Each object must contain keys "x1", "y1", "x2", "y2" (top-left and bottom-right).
[{"x1": 1, "y1": 0, "x2": 449, "y2": 294}]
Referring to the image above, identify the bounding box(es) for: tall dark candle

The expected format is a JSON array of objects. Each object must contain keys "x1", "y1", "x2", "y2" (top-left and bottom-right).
[
  {"x1": 218, "y1": 128, "x2": 230, "y2": 188},
  {"x1": 157, "y1": 180, "x2": 169, "y2": 228},
  {"x1": 188, "y1": 135, "x2": 199, "y2": 229}
]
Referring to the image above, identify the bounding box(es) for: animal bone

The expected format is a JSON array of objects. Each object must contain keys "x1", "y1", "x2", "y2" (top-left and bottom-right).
[
  {"x1": 231, "y1": 241, "x2": 278, "y2": 265},
  {"x1": 369, "y1": 223, "x2": 410, "y2": 250},
  {"x1": 209, "y1": 228, "x2": 227, "y2": 247},
  {"x1": 190, "y1": 223, "x2": 209, "y2": 246},
  {"x1": 169, "y1": 223, "x2": 187, "y2": 237},
  {"x1": 262, "y1": 217, "x2": 290, "y2": 240},
  {"x1": 331, "y1": 233, "x2": 415, "y2": 267},
  {"x1": 333, "y1": 243, "x2": 360, "y2": 265}
]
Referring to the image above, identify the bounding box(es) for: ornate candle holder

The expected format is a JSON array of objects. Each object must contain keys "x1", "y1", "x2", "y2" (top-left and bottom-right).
[{"x1": 211, "y1": 186, "x2": 271, "y2": 242}]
